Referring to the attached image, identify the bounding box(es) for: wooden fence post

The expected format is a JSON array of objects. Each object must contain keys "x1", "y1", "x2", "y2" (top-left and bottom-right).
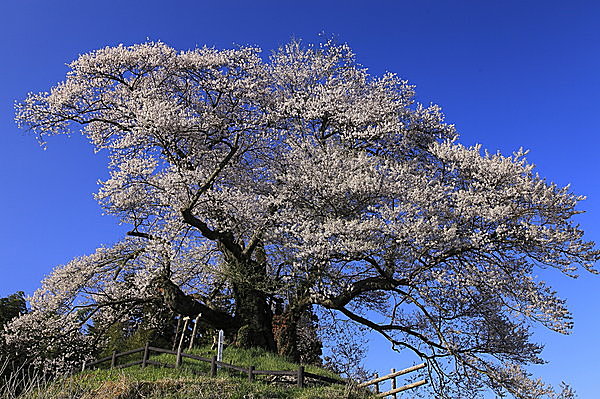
[
  {"x1": 391, "y1": 368, "x2": 397, "y2": 399},
  {"x1": 111, "y1": 350, "x2": 117, "y2": 368},
  {"x1": 178, "y1": 316, "x2": 190, "y2": 349},
  {"x1": 176, "y1": 345, "x2": 182, "y2": 368},
  {"x1": 297, "y1": 366, "x2": 305, "y2": 388},
  {"x1": 178, "y1": 317, "x2": 190, "y2": 355},
  {"x1": 248, "y1": 365, "x2": 255, "y2": 382},
  {"x1": 211, "y1": 355, "x2": 217, "y2": 377},
  {"x1": 374, "y1": 373, "x2": 379, "y2": 394},
  {"x1": 142, "y1": 342, "x2": 149, "y2": 368},
  {"x1": 172, "y1": 315, "x2": 181, "y2": 351},
  {"x1": 188, "y1": 313, "x2": 201, "y2": 351}
]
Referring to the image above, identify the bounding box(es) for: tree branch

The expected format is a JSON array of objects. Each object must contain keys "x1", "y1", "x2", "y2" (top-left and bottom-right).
[
  {"x1": 317, "y1": 275, "x2": 408, "y2": 309},
  {"x1": 188, "y1": 144, "x2": 239, "y2": 209},
  {"x1": 180, "y1": 209, "x2": 244, "y2": 259},
  {"x1": 126, "y1": 230, "x2": 154, "y2": 240},
  {"x1": 151, "y1": 274, "x2": 238, "y2": 331},
  {"x1": 335, "y1": 305, "x2": 431, "y2": 360}
]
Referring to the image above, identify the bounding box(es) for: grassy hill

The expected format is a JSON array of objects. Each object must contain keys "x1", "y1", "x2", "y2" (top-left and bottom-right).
[{"x1": 8, "y1": 346, "x2": 375, "y2": 399}]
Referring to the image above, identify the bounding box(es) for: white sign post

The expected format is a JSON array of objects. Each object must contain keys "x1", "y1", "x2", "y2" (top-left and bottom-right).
[{"x1": 216, "y1": 329, "x2": 224, "y2": 366}]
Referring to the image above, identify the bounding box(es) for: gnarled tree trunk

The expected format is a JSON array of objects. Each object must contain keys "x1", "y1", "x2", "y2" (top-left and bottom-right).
[
  {"x1": 274, "y1": 304, "x2": 322, "y2": 364},
  {"x1": 230, "y1": 258, "x2": 276, "y2": 351},
  {"x1": 151, "y1": 272, "x2": 276, "y2": 352}
]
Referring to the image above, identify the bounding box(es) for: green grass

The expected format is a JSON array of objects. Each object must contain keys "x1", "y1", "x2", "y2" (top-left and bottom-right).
[
  {"x1": 146, "y1": 345, "x2": 341, "y2": 380},
  {"x1": 13, "y1": 346, "x2": 375, "y2": 399}
]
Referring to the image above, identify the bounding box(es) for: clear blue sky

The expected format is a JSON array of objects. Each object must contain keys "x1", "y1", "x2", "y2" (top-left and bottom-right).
[{"x1": 1, "y1": 0, "x2": 599, "y2": 395}]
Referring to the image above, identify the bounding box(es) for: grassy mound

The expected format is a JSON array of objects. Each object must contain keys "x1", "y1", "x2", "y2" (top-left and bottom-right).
[{"x1": 12, "y1": 346, "x2": 374, "y2": 399}]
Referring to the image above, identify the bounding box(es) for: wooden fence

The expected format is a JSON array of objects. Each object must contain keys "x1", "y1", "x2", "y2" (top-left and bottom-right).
[
  {"x1": 82, "y1": 343, "x2": 344, "y2": 388},
  {"x1": 357, "y1": 363, "x2": 427, "y2": 398}
]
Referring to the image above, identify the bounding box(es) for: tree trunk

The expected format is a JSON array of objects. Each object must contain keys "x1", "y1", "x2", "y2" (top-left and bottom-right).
[
  {"x1": 274, "y1": 304, "x2": 322, "y2": 364},
  {"x1": 230, "y1": 259, "x2": 276, "y2": 351},
  {"x1": 180, "y1": 211, "x2": 276, "y2": 351},
  {"x1": 274, "y1": 307, "x2": 302, "y2": 362},
  {"x1": 152, "y1": 264, "x2": 277, "y2": 352},
  {"x1": 232, "y1": 284, "x2": 276, "y2": 351}
]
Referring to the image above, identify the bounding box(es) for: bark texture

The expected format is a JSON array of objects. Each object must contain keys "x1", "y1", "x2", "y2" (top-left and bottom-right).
[
  {"x1": 230, "y1": 258, "x2": 276, "y2": 351},
  {"x1": 274, "y1": 305, "x2": 322, "y2": 364}
]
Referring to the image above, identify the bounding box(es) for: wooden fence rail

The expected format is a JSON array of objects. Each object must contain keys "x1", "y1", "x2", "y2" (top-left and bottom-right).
[
  {"x1": 82, "y1": 343, "x2": 344, "y2": 389},
  {"x1": 358, "y1": 363, "x2": 427, "y2": 398}
]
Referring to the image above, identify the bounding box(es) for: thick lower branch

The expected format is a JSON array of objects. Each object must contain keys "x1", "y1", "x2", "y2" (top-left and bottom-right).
[
  {"x1": 317, "y1": 275, "x2": 408, "y2": 309},
  {"x1": 151, "y1": 274, "x2": 237, "y2": 332}
]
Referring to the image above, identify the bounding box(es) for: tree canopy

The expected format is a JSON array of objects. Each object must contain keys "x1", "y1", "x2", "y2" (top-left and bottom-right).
[
  {"x1": 0, "y1": 291, "x2": 26, "y2": 329},
  {"x1": 8, "y1": 40, "x2": 599, "y2": 398}
]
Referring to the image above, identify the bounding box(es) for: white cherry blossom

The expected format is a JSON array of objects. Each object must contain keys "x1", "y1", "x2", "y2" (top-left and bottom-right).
[{"x1": 8, "y1": 39, "x2": 598, "y2": 398}]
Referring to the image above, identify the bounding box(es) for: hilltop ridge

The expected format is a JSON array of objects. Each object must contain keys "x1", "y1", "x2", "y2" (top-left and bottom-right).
[{"x1": 10, "y1": 346, "x2": 374, "y2": 399}]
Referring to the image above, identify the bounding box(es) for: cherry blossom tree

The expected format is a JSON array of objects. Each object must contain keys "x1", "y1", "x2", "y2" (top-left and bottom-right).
[{"x1": 8, "y1": 40, "x2": 598, "y2": 397}]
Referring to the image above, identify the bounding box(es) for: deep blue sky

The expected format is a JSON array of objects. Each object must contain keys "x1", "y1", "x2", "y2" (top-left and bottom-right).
[{"x1": 1, "y1": 0, "x2": 599, "y2": 395}]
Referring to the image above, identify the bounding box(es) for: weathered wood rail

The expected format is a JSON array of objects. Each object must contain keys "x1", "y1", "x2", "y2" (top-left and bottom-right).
[
  {"x1": 358, "y1": 363, "x2": 427, "y2": 397},
  {"x1": 83, "y1": 343, "x2": 344, "y2": 388}
]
